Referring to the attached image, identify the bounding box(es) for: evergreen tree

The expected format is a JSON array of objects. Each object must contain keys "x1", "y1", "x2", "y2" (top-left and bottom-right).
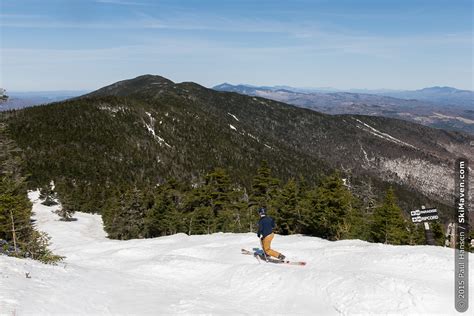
[
  {"x1": 300, "y1": 172, "x2": 361, "y2": 240},
  {"x1": 54, "y1": 179, "x2": 76, "y2": 221},
  {"x1": 191, "y1": 206, "x2": 214, "y2": 234},
  {"x1": 370, "y1": 188, "x2": 410, "y2": 245},
  {"x1": 145, "y1": 180, "x2": 182, "y2": 237},
  {"x1": 25, "y1": 230, "x2": 64, "y2": 264},
  {"x1": 341, "y1": 196, "x2": 368, "y2": 240},
  {"x1": 248, "y1": 160, "x2": 280, "y2": 232},
  {"x1": 430, "y1": 221, "x2": 445, "y2": 246},
  {"x1": 250, "y1": 160, "x2": 280, "y2": 208},
  {"x1": 229, "y1": 187, "x2": 249, "y2": 233},
  {"x1": 0, "y1": 123, "x2": 62, "y2": 263},
  {"x1": 40, "y1": 181, "x2": 58, "y2": 206},
  {"x1": 0, "y1": 124, "x2": 33, "y2": 255},
  {"x1": 274, "y1": 178, "x2": 300, "y2": 235},
  {"x1": 206, "y1": 168, "x2": 233, "y2": 214},
  {"x1": 103, "y1": 187, "x2": 147, "y2": 239},
  {"x1": 182, "y1": 182, "x2": 211, "y2": 234},
  {"x1": 408, "y1": 223, "x2": 426, "y2": 245},
  {"x1": 0, "y1": 176, "x2": 33, "y2": 254},
  {"x1": 206, "y1": 168, "x2": 241, "y2": 232}
]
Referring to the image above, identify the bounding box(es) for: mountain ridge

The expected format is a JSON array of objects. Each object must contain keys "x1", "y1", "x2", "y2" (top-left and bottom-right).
[
  {"x1": 213, "y1": 83, "x2": 473, "y2": 95},
  {"x1": 2, "y1": 74, "x2": 473, "y2": 224},
  {"x1": 213, "y1": 83, "x2": 474, "y2": 134}
]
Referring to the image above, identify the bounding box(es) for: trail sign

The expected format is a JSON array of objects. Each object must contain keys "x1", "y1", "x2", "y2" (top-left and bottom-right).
[{"x1": 410, "y1": 207, "x2": 438, "y2": 223}]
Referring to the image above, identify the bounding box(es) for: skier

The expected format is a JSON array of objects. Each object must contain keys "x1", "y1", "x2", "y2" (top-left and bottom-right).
[{"x1": 257, "y1": 207, "x2": 286, "y2": 261}]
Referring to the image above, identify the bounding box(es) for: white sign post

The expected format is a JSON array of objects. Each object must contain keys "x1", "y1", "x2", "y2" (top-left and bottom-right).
[{"x1": 410, "y1": 206, "x2": 439, "y2": 245}]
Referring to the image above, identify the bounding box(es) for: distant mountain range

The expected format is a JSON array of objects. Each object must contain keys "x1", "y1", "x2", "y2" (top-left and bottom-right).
[
  {"x1": 2, "y1": 75, "x2": 473, "y2": 225},
  {"x1": 0, "y1": 90, "x2": 89, "y2": 111},
  {"x1": 215, "y1": 84, "x2": 473, "y2": 106},
  {"x1": 213, "y1": 84, "x2": 474, "y2": 134},
  {"x1": 376, "y1": 86, "x2": 474, "y2": 108}
]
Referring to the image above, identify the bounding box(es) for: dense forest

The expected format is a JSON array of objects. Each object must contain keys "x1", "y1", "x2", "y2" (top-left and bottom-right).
[
  {"x1": 0, "y1": 123, "x2": 62, "y2": 263},
  {"x1": 39, "y1": 160, "x2": 443, "y2": 246}
]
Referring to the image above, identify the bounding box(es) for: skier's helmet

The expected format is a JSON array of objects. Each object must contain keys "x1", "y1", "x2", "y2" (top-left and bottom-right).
[{"x1": 258, "y1": 207, "x2": 267, "y2": 216}]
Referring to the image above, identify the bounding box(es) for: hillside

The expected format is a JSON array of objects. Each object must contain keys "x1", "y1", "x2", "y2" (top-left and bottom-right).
[
  {"x1": 1, "y1": 191, "x2": 470, "y2": 315},
  {"x1": 213, "y1": 83, "x2": 474, "y2": 134},
  {"x1": 1, "y1": 75, "x2": 472, "y2": 222}
]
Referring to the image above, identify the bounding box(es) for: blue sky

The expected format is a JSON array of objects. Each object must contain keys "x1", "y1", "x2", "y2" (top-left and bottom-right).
[{"x1": 0, "y1": 0, "x2": 472, "y2": 91}]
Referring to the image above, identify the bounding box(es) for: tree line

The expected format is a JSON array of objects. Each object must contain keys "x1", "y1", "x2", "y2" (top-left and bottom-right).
[
  {"x1": 56, "y1": 160, "x2": 443, "y2": 246},
  {"x1": 0, "y1": 123, "x2": 62, "y2": 263}
]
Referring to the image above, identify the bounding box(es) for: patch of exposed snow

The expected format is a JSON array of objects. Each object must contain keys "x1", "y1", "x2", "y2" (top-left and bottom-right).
[
  {"x1": 247, "y1": 133, "x2": 259, "y2": 142},
  {"x1": 98, "y1": 105, "x2": 125, "y2": 115},
  {"x1": 355, "y1": 118, "x2": 417, "y2": 149},
  {"x1": 229, "y1": 124, "x2": 237, "y2": 131},
  {"x1": 156, "y1": 136, "x2": 171, "y2": 148},
  {"x1": 145, "y1": 122, "x2": 156, "y2": 137},
  {"x1": 432, "y1": 112, "x2": 474, "y2": 125},
  {"x1": 227, "y1": 113, "x2": 239, "y2": 121},
  {"x1": 359, "y1": 144, "x2": 374, "y2": 167},
  {"x1": 144, "y1": 112, "x2": 171, "y2": 147},
  {"x1": 378, "y1": 158, "x2": 453, "y2": 199}
]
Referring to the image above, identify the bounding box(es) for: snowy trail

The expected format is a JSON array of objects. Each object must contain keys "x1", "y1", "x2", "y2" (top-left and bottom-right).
[{"x1": 0, "y1": 191, "x2": 471, "y2": 315}]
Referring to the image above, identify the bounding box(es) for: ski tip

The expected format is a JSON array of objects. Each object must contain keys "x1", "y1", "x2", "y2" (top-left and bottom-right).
[{"x1": 286, "y1": 261, "x2": 306, "y2": 266}]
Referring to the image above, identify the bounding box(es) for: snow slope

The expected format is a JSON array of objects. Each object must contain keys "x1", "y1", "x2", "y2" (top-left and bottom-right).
[{"x1": 0, "y1": 191, "x2": 471, "y2": 315}]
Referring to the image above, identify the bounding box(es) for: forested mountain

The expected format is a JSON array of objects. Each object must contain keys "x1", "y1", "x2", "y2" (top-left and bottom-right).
[
  {"x1": 1, "y1": 75, "x2": 472, "y2": 240},
  {"x1": 214, "y1": 83, "x2": 474, "y2": 134}
]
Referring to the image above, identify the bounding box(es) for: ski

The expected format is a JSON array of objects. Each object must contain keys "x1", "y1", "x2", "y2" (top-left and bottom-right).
[
  {"x1": 241, "y1": 248, "x2": 254, "y2": 255},
  {"x1": 241, "y1": 248, "x2": 306, "y2": 266}
]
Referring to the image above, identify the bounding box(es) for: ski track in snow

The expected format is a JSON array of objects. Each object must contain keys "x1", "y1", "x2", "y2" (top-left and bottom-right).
[
  {"x1": 0, "y1": 191, "x2": 470, "y2": 315},
  {"x1": 227, "y1": 113, "x2": 239, "y2": 122},
  {"x1": 145, "y1": 112, "x2": 171, "y2": 148},
  {"x1": 354, "y1": 118, "x2": 417, "y2": 149}
]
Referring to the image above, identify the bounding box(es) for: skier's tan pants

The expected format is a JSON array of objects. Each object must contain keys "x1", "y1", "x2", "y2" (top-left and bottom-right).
[{"x1": 262, "y1": 233, "x2": 281, "y2": 258}]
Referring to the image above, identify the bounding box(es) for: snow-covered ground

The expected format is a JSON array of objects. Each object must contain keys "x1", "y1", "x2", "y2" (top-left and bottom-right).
[{"x1": 0, "y1": 191, "x2": 471, "y2": 315}]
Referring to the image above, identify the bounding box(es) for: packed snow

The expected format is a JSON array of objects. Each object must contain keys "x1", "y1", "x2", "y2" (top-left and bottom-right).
[
  {"x1": 359, "y1": 144, "x2": 372, "y2": 166},
  {"x1": 98, "y1": 105, "x2": 125, "y2": 116},
  {"x1": 247, "y1": 133, "x2": 259, "y2": 142},
  {"x1": 354, "y1": 118, "x2": 417, "y2": 149},
  {"x1": 144, "y1": 112, "x2": 171, "y2": 148},
  {"x1": 227, "y1": 113, "x2": 239, "y2": 122},
  {"x1": 0, "y1": 191, "x2": 471, "y2": 315},
  {"x1": 432, "y1": 113, "x2": 474, "y2": 125}
]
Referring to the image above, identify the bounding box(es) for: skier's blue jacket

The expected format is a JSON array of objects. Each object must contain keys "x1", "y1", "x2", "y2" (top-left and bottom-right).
[{"x1": 257, "y1": 216, "x2": 275, "y2": 239}]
